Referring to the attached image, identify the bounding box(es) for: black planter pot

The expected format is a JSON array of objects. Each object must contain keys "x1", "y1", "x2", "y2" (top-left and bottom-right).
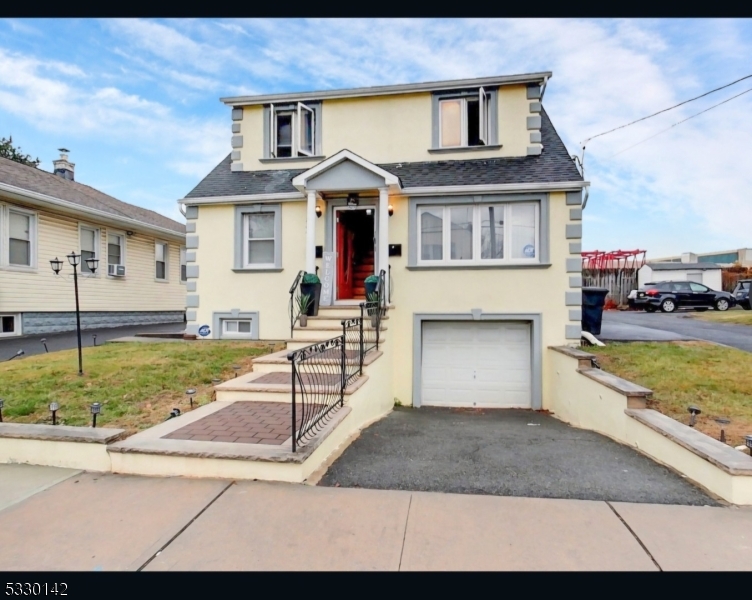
[{"x1": 300, "y1": 282, "x2": 322, "y2": 316}]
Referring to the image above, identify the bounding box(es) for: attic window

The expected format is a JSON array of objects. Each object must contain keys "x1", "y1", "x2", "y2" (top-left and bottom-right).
[
  {"x1": 439, "y1": 88, "x2": 489, "y2": 148},
  {"x1": 270, "y1": 102, "x2": 316, "y2": 158}
]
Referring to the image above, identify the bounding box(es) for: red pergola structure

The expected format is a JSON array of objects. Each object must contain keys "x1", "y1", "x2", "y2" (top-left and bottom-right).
[
  {"x1": 581, "y1": 249, "x2": 647, "y2": 272},
  {"x1": 581, "y1": 249, "x2": 647, "y2": 307}
]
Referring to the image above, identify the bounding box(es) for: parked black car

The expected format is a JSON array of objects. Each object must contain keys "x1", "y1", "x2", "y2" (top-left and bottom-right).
[
  {"x1": 628, "y1": 280, "x2": 736, "y2": 313},
  {"x1": 733, "y1": 279, "x2": 751, "y2": 310}
]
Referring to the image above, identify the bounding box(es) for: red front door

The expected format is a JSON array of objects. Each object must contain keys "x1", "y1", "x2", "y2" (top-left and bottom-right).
[{"x1": 337, "y1": 217, "x2": 355, "y2": 299}]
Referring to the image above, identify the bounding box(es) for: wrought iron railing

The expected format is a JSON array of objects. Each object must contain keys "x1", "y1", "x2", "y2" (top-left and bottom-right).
[
  {"x1": 342, "y1": 317, "x2": 364, "y2": 387},
  {"x1": 289, "y1": 269, "x2": 305, "y2": 338},
  {"x1": 287, "y1": 337, "x2": 346, "y2": 453}
]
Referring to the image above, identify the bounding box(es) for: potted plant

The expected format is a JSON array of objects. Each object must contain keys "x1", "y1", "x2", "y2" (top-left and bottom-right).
[
  {"x1": 300, "y1": 273, "x2": 322, "y2": 316},
  {"x1": 364, "y1": 274, "x2": 380, "y2": 300},
  {"x1": 296, "y1": 293, "x2": 312, "y2": 327}
]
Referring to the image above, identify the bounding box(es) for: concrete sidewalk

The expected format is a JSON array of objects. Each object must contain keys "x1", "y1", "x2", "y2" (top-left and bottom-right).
[{"x1": 1, "y1": 465, "x2": 750, "y2": 571}]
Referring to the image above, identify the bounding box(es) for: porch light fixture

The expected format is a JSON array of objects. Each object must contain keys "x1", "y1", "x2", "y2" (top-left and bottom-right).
[
  {"x1": 347, "y1": 193, "x2": 359, "y2": 207},
  {"x1": 186, "y1": 388, "x2": 197, "y2": 409},
  {"x1": 90, "y1": 402, "x2": 101, "y2": 428},
  {"x1": 50, "y1": 257, "x2": 63, "y2": 275},
  {"x1": 315, "y1": 205, "x2": 322, "y2": 218},
  {"x1": 388, "y1": 204, "x2": 394, "y2": 217},
  {"x1": 688, "y1": 405, "x2": 701, "y2": 427},
  {"x1": 49, "y1": 402, "x2": 59, "y2": 426},
  {"x1": 0, "y1": 399, "x2": 4, "y2": 422}
]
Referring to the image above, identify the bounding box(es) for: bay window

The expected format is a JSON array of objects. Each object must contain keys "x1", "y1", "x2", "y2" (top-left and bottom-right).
[{"x1": 418, "y1": 202, "x2": 539, "y2": 265}]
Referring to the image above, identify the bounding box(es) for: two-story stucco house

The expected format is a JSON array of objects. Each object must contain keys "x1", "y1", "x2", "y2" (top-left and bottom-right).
[
  {"x1": 0, "y1": 152, "x2": 186, "y2": 336},
  {"x1": 180, "y1": 71, "x2": 587, "y2": 412}
]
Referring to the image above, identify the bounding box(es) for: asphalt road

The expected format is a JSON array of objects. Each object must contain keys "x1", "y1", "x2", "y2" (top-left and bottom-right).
[
  {"x1": 601, "y1": 309, "x2": 752, "y2": 352},
  {"x1": 0, "y1": 322, "x2": 186, "y2": 361},
  {"x1": 319, "y1": 407, "x2": 716, "y2": 505}
]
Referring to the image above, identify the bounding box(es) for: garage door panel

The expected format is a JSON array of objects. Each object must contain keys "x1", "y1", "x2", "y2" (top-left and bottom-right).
[{"x1": 421, "y1": 321, "x2": 532, "y2": 408}]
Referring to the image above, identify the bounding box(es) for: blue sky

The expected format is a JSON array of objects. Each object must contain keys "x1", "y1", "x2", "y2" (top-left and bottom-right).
[{"x1": 1, "y1": 18, "x2": 751, "y2": 258}]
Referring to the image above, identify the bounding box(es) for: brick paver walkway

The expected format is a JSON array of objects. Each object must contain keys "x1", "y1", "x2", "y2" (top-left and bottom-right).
[{"x1": 162, "y1": 402, "x2": 299, "y2": 445}]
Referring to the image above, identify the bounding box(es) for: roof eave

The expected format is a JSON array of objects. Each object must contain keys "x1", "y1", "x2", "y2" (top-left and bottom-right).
[
  {"x1": 220, "y1": 72, "x2": 552, "y2": 107},
  {"x1": 0, "y1": 181, "x2": 185, "y2": 240}
]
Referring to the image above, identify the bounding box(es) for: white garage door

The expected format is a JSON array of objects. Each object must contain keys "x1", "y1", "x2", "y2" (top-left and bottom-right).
[{"x1": 421, "y1": 321, "x2": 532, "y2": 408}]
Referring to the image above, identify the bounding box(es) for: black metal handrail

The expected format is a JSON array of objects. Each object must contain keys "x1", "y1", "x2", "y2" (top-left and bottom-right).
[
  {"x1": 289, "y1": 270, "x2": 306, "y2": 338},
  {"x1": 287, "y1": 336, "x2": 346, "y2": 452},
  {"x1": 341, "y1": 317, "x2": 364, "y2": 387}
]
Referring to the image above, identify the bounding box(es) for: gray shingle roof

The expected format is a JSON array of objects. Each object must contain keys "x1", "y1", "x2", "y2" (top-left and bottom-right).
[
  {"x1": 185, "y1": 107, "x2": 582, "y2": 200},
  {"x1": 0, "y1": 157, "x2": 185, "y2": 235},
  {"x1": 648, "y1": 262, "x2": 722, "y2": 271}
]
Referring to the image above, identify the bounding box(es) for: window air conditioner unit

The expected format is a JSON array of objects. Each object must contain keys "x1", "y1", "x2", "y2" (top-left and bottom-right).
[{"x1": 108, "y1": 264, "x2": 126, "y2": 277}]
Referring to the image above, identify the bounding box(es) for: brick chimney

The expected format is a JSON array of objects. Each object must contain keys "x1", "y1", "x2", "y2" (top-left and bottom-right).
[{"x1": 53, "y1": 148, "x2": 75, "y2": 181}]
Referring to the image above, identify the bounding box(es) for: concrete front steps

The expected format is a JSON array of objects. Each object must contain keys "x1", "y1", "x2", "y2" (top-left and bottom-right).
[{"x1": 107, "y1": 304, "x2": 395, "y2": 484}]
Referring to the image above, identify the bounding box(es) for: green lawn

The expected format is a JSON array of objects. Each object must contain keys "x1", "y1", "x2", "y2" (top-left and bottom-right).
[
  {"x1": 689, "y1": 308, "x2": 752, "y2": 326},
  {"x1": 0, "y1": 341, "x2": 283, "y2": 434},
  {"x1": 594, "y1": 341, "x2": 752, "y2": 447}
]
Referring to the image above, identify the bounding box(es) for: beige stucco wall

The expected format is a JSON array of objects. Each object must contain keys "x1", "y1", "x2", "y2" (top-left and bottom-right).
[
  {"x1": 189, "y1": 191, "x2": 572, "y2": 409},
  {"x1": 234, "y1": 85, "x2": 532, "y2": 171},
  {"x1": 548, "y1": 349, "x2": 752, "y2": 505},
  {"x1": 0, "y1": 438, "x2": 113, "y2": 472},
  {"x1": 0, "y1": 199, "x2": 186, "y2": 315}
]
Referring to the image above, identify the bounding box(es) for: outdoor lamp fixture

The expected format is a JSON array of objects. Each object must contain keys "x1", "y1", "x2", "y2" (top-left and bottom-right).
[
  {"x1": 41, "y1": 338, "x2": 49, "y2": 353},
  {"x1": 49, "y1": 402, "x2": 60, "y2": 426},
  {"x1": 167, "y1": 408, "x2": 181, "y2": 420},
  {"x1": 92, "y1": 334, "x2": 97, "y2": 347},
  {"x1": 745, "y1": 435, "x2": 752, "y2": 455},
  {"x1": 6, "y1": 350, "x2": 24, "y2": 361},
  {"x1": 0, "y1": 399, "x2": 4, "y2": 422},
  {"x1": 51, "y1": 251, "x2": 98, "y2": 376},
  {"x1": 347, "y1": 193, "x2": 359, "y2": 207},
  {"x1": 315, "y1": 205, "x2": 322, "y2": 218},
  {"x1": 232, "y1": 365, "x2": 241, "y2": 378},
  {"x1": 186, "y1": 388, "x2": 197, "y2": 409},
  {"x1": 211, "y1": 378, "x2": 221, "y2": 385},
  {"x1": 90, "y1": 402, "x2": 101, "y2": 428},
  {"x1": 688, "y1": 405, "x2": 702, "y2": 427},
  {"x1": 388, "y1": 204, "x2": 394, "y2": 217},
  {"x1": 715, "y1": 418, "x2": 731, "y2": 444}
]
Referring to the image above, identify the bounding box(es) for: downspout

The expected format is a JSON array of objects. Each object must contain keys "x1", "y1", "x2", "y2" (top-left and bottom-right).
[{"x1": 178, "y1": 202, "x2": 187, "y2": 217}]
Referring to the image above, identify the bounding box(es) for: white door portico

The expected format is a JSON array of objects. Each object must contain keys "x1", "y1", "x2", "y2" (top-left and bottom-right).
[{"x1": 292, "y1": 150, "x2": 401, "y2": 301}]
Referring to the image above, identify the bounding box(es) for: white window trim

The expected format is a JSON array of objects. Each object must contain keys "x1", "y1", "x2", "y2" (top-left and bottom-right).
[
  {"x1": 155, "y1": 240, "x2": 169, "y2": 282},
  {"x1": 221, "y1": 319, "x2": 254, "y2": 338},
  {"x1": 106, "y1": 229, "x2": 127, "y2": 279},
  {"x1": 417, "y1": 202, "x2": 540, "y2": 267},
  {"x1": 78, "y1": 223, "x2": 101, "y2": 277},
  {"x1": 269, "y1": 102, "x2": 317, "y2": 159},
  {"x1": 1, "y1": 204, "x2": 38, "y2": 271},
  {"x1": 179, "y1": 246, "x2": 187, "y2": 284},
  {"x1": 0, "y1": 313, "x2": 21, "y2": 337},
  {"x1": 243, "y1": 212, "x2": 277, "y2": 269},
  {"x1": 438, "y1": 91, "x2": 491, "y2": 150}
]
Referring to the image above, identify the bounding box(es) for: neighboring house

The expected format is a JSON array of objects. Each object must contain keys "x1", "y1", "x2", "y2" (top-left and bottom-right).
[
  {"x1": 638, "y1": 262, "x2": 722, "y2": 290},
  {"x1": 0, "y1": 152, "x2": 186, "y2": 337},
  {"x1": 652, "y1": 249, "x2": 752, "y2": 268},
  {"x1": 180, "y1": 72, "x2": 587, "y2": 409}
]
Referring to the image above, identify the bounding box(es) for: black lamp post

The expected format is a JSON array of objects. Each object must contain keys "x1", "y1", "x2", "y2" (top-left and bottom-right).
[{"x1": 51, "y1": 252, "x2": 99, "y2": 376}]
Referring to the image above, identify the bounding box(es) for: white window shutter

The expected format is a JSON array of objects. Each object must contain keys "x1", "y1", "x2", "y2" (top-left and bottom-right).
[
  {"x1": 269, "y1": 103, "x2": 276, "y2": 158},
  {"x1": 297, "y1": 102, "x2": 315, "y2": 156},
  {"x1": 479, "y1": 87, "x2": 488, "y2": 145}
]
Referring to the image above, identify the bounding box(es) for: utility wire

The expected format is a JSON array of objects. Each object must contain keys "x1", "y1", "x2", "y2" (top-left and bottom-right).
[
  {"x1": 579, "y1": 74, "x2": 752, "y2": 146},
  {"x1": 608, "y1": 86, "x2": 752, "y2": 158}
]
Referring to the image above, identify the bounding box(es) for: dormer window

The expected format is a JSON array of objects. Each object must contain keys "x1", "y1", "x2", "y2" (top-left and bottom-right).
[
  {"x1": 431, "y1": 87, "x2": 498, "y2": 152},
  {"x1": 266, "y1": 102, "x2": 319, "y2": 159}
]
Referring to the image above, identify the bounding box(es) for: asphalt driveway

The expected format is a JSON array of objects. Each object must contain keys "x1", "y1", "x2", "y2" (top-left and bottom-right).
[
  {"x1": 318, "y1": 407, "x2": 717, "y2": 505},
  {"x1": 601, "y1": 310, "x2": 752, "y2": 353}
]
